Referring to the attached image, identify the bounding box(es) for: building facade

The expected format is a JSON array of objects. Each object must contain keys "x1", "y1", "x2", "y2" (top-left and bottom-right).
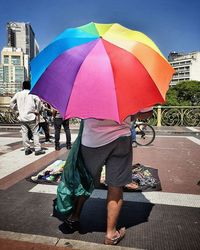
[
  {"x1": 168, "y1": 51, "x2": 200, "y2": 86},
  {"x1": 0, "y1": 22, "x2": 39, "y2": 96},
  {"x1": 0, "y1": 47, "x2": 28, "y2": 95},
  {"x1": 7, "y1": 22, "x2": 39, "y2": 61}
]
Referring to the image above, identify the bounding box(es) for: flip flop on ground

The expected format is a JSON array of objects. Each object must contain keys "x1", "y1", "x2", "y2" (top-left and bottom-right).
[{"x1": 104, "y1": 227, "x2": 126, "y2": 245}]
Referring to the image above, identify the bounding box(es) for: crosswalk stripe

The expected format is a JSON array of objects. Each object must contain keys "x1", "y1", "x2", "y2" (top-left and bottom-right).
[
  {"x1": 186, "y1": 127, "x2": 200, "y2": 132},
  {"x1": 29, "y1": 184, "x2": 200, "y2": 208},
  {"x1": 0, "y1": 147, "x2": 55, "y2": 179},
  {"x1": 187, "y1": 136, "x2": 200, "y2": 145},
  {"x1": 0, "y1": 137, "x2": 21, "y2": 146},
  {"x1": 0, "y1": 133, "x2": 78, "y2": 179}
]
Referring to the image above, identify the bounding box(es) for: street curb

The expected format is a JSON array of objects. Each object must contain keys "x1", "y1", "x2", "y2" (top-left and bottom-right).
[
  {"x1": 0, "y1": 125, "x2": 199, "y2": 136},
  {"x1": 155, "y1": 130, "x2": 199, "y2": 136},
  {"x1": 0, "y1": 230, "x2": 142, "y2": 250}
]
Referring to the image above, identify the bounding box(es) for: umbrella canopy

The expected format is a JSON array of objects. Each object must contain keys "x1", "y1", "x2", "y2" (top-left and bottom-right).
[{"x1": 30, "y1": 22, "x2": 175, "y2": 123}]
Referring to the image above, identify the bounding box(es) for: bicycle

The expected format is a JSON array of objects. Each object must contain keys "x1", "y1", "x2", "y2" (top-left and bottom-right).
[{"x1": 131, "y1": 120, "x2": 155, "y2": 146}]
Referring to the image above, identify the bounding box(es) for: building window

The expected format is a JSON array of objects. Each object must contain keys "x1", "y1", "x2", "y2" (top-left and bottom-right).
[
  {"x1": 4, "y1": 66, "x2": 9, "y2": 82},
  {"x1": 11, "y1": 56, "x2": 21, "y2": 65},
  {"x1": 4, "y1": 55, "x2": 9, "y2": 64},
  {"x1": 172, "y1": 62, "x2": 179, "y2": 66},
  {"x1": 185, "y1": 60, "x2": 191, "y2": 65},
  {"x1": 0, "y1": 68, "x2": 4, "y2": 82},
  {"x1": 15, "y1": 66, "x2": 24, "y2": 83}
]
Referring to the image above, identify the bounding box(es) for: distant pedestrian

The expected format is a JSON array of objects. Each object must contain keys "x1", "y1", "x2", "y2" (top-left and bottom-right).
[
  {"x1": 45, "y1": 102, "x2": 53, "y2": 126},
  {"x1": 10, "y1": 80, "x2": 45, "y2": 156},
  {"x1": 38, "y1": 101, "x2": 52, "y2": 143},
  {"x1": 52, "y1": 109, "x2": 71, "y2": 150}
]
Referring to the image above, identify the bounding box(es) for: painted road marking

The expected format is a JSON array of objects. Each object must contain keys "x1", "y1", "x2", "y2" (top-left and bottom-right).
[
  {"x1": 0, "y1": 137, "x2": 21, "y2": 146},
  {"x1": 186, "y1": 136, "x2": 200, "y2": 145},
  {"x1": 29, "y1": 185, "x2": 200, "y2": 208},
  {"x1": 186, "y1": 127, "x2": 200, "y2": 132},
  {"x1": 0, "y1": 147, "x2": 55, "y2": 179},
  {"x1": 0, "y1": 133, "x2": 77, "y2": 179}
]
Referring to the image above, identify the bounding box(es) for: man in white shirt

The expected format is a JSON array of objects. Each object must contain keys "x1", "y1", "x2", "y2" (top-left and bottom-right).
[{"x1": 10, "y1": 80, "x2": 45, "y2": 156}]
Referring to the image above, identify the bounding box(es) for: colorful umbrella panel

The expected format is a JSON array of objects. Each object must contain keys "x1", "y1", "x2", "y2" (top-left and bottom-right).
[{"x1": 30, "y1": 22, "x2": 175, "y2": 123}]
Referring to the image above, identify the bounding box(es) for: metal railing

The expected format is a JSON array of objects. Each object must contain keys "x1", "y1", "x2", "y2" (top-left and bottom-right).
[
  {"x1": 150, "y1": 106, "x2": 200, "y2": 126},
  {"x1": 0, "y1": 105, "x2": 200, "y2": 126},
  {"x1": 0, "y1": 106, "x2": 19, "y2": 124}
]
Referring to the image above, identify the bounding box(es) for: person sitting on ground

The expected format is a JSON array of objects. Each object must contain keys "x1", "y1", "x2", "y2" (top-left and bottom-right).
[{"x1": 10, "y1": 80, "x2": 45, "y2": 156}]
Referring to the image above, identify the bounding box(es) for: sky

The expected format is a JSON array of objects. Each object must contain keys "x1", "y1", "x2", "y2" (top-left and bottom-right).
[{"x1": 0, "y1": 0, "x2": 200, "y2": 58}]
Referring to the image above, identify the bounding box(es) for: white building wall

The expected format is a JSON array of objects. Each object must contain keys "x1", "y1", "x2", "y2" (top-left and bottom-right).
[
  {"x1": 190, "y1": 53, "x2": 200, "y2": 81},
  {"x1": 23, "y1": 54, "x2": 29, "y2": 79},
  {"x1": 169, "y1": 51, "x2": 200, "y2": 86}
]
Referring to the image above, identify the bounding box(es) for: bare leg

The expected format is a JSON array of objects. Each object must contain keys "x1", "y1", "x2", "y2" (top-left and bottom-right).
[
  {"x1": 106, "y1": 186, "x2": 123, "y2": 239},
  {"x1": 68, "y1": 196, "x2": 88, "y2": 221}
]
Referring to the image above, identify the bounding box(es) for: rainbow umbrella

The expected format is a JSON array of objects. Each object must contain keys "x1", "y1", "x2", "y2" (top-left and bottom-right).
[{"x1": 30, "y1": 22, "x2": 175, "y2": 123}]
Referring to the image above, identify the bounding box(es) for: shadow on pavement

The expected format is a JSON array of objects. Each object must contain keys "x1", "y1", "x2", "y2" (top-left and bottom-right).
[{"x1": 56, "y1": 192, "x2": 154, "y2": 235}]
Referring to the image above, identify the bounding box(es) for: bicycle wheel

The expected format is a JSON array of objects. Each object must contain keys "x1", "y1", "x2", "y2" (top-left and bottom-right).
[{"x1": 135, "y1": 123, "x2": 155, "y2": 146}]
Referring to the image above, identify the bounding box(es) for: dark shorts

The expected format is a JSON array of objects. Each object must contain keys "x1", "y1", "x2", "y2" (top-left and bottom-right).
[{"x1": 81, "y1": 136, "x2": 132, "y2": 187}]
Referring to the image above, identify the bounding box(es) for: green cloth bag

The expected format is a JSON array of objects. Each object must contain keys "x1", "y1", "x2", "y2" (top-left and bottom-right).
[{"x1": 55, "y1": 121, "x2": 94, "y2": 216}]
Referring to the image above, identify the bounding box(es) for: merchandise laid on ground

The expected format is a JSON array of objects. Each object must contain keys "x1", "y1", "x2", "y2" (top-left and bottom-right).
[
  {"x1": 0, "y1": 127, "x2": 200, "y2": 249},
  {"x1": 27, "y1": 161, "x2": 162, "y2": 192}
]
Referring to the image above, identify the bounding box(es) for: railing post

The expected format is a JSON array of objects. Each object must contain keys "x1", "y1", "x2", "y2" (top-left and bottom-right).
[
  {"x1": 181, "y1": 108, "x2": 184, "y2": 126},
  {"x1": 157, "y1": 105, "x2": 162, "y2": 127}
]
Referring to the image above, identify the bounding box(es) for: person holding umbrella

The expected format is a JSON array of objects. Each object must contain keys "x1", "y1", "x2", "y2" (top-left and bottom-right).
[
  {"x1": 29, "y1": 23, "x2": 174, "y2": 245},
  {"x1": 64, "y1": 109, "x2": 152, "y2": 245}
]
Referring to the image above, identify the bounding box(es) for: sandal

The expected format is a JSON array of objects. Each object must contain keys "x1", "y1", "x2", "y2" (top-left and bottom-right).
[
  {"x1": 104, "y1": 227, "x2": 126, "y2": 245},
  {"x1": 125, "y1": 182, "x2": 139, "y2": 190},
  {"x1": 64, "y1": 218, "x2": 80, "y2": 231}
]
